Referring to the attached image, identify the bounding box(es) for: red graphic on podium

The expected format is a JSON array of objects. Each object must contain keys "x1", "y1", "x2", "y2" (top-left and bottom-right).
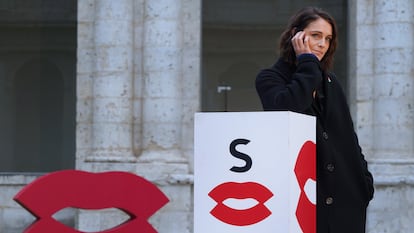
[
  {"x1": 294, "y1": 141, "x2": 316, "y2": 233},
  {"x1": 208, "y1": 181, "x2": 273, "y2": 226},
  {"x1": 14, "y1": 170, "x2": 169, "y2": 233}
]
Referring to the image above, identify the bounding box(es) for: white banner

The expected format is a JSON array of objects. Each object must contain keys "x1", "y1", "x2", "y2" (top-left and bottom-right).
[{"x1": 194, "y1": 111, "x2": 316, "y2": 233}]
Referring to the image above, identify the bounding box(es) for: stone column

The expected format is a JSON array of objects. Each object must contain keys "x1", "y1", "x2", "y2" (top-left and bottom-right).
[
  {"x1": 141, "y1": 0, "x2": 185, "y2": 162},
  {"x1": 181, "y1": 0, "x2": 202, "y2": 173},
  {"x1": 350, "y1": 1, "x2": 414, "y2": 232},
  {"x1": 76, "y1": 0, "x2": 201, "y2": 232},
  {"x1": 77, "y1": 0, "x2": 96, "y2": 165},
  {"x1": 350, "y1": 0, "x2": 414, "y2": 181},
  {"x1": 372, "y1": 1, "x2": 414, "y2": 160},
  {"x1": 348, "y1": 0, "x2": 375, "y2": 157},
  {"x1": 89, "y1": 0, "x2": 135, "y2": 162},
  {"x1": 76, "y1": 0, "x2": 137, "y2": 231},
  {"x1": 132, "y1": 0, "x2": 145, "y2": 157}
]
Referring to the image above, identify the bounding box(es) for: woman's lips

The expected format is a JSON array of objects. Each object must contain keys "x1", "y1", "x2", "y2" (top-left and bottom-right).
[{"x1": 208, "y1": 182, "x2": 273, "y2": 226}]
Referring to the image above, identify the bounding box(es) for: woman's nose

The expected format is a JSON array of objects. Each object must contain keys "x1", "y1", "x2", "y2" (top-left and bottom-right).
[{"x1": 318, "y1": 39, "x2": 327, "y2": 48}]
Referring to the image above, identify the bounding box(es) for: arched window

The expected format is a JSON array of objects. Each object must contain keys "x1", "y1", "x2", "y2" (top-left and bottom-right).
[{"x1": 0, "y1": 0, "x2": 76, "y2": 173}]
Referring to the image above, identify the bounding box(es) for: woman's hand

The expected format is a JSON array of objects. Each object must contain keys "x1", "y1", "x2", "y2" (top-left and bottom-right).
[{"x1": 291, "y1": 31, "x2": 312, "y2": 57}]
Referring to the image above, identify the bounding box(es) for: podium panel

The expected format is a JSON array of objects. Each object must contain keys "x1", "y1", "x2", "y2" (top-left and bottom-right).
[{"x1": 194, "y1": 111, "x2": 316, "y2": 233}]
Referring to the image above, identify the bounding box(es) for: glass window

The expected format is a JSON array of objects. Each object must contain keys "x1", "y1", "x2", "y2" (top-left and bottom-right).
[
  {"x1": 202, "y1": 0, "x2": 348, "y2": 112},
  {"x1": 0, "y1": 0, "x2": 77, "y2": 172}
]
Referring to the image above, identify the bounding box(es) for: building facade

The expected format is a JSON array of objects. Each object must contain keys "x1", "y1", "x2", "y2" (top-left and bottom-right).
[{"x1": 0, "y1": 0, "x2": 413, "y2": 232}]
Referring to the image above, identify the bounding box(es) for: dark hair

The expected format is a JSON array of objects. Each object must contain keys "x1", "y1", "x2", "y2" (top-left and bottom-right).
[{"x1": 279, "y1": 7, "x2": 338, "y2": 72}]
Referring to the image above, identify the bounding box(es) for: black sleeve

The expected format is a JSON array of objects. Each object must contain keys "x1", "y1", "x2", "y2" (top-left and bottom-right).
[{"x1": 255, "y1": 55, "x2": 323, "y2": 112}]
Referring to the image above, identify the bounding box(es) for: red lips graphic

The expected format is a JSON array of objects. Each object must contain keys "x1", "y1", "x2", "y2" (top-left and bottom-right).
[
  {"x1": 294, "y1": 141, "x2": 316, "y2": 233},
  {"x1": 14, "y1": 170, "x2": 169, "y2": 233},
  {"x1": 208, "y1": 182, "x2": 273, "y2": 226}
]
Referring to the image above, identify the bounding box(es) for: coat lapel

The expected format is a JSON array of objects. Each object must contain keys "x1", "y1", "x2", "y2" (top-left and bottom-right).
[{"x1": 322, "y1": 74, "x2": 334, "y2": 122}]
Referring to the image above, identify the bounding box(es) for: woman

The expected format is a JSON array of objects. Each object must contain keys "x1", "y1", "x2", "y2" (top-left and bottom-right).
[{"x1": 255, "y1": 7, "x2": 374, "y2": 233}]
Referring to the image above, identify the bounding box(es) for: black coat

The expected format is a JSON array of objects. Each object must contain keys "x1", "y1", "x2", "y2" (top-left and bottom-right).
[{"x1": 256, "y1": 55, "x2": 374, "y2": 233}]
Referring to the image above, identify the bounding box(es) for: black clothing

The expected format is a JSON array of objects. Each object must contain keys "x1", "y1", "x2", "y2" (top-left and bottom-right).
[{"x1": 256, "y1": 55, "x2": 374, "y2": 233}]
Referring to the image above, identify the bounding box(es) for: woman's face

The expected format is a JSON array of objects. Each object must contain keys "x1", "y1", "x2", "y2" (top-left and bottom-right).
[{"x1": 303, "y1": 18, "x2": 333, "y2": 60}]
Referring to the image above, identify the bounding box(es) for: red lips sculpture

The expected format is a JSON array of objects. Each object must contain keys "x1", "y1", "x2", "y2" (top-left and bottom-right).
[{"x1": 14, "y1": 170, "x2": 169, "y2": 233}]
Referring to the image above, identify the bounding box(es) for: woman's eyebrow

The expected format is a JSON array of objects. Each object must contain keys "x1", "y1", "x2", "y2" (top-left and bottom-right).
[{"x1": 309, "y1": 30, "x2": 332, "y2": 37}]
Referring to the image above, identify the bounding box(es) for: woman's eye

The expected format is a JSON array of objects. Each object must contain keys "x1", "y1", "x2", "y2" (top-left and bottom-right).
[{"x1": 312, "y1": 34, "x2": 321, "y2": 39}]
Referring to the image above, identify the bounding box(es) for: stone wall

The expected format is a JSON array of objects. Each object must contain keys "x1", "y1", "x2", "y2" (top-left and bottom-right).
[{"x1": 349, "y1": 0, "x2": 414, "y2": 232}]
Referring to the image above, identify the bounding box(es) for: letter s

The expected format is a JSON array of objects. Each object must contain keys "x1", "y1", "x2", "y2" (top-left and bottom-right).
[{"x1": 229, "y1": 138, "x2": 252, "y2": 173}]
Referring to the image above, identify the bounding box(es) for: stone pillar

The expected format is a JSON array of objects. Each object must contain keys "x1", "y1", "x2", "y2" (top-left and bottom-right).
[
  {"x1": 181, "y1": 0, "x2": 202, "y2": 173},
  {"x1": 350, "y1": 1, "x2": 414, "y2": 232},
  {"x1": 76, "y1": 0, "x2": 94, "y2": 167},
  {"x1": 132, "y1": 0, "x2": 145, "y2": 157},
  {"x1": 76, "y1": 0, "x2": 201, "y2": 232},
  {"x1": 76, "y1": 0, "x2": 137, "y2": 231},
  {"x1": 348, "y1": 0, "x2": 375, "y2": 157},
  {"x1": 372, "y1": 0, "x2": 414, "y2": 160},
  {"x1": 141, "y1": 0, "x2": 185, "y2": 162},
  {"x1": 89, "y1": 0, "x2": 135, "y2": 162}
]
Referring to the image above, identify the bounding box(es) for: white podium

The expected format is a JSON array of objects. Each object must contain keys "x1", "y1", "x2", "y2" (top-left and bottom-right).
[{"x1": 194, "y1": 111, "x2": 316, "y2": 233}]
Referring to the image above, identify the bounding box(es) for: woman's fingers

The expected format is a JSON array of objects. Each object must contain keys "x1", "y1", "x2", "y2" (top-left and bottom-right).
[{"x1": 291, "y1": 31, "x2": 311, "y2": 56}]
